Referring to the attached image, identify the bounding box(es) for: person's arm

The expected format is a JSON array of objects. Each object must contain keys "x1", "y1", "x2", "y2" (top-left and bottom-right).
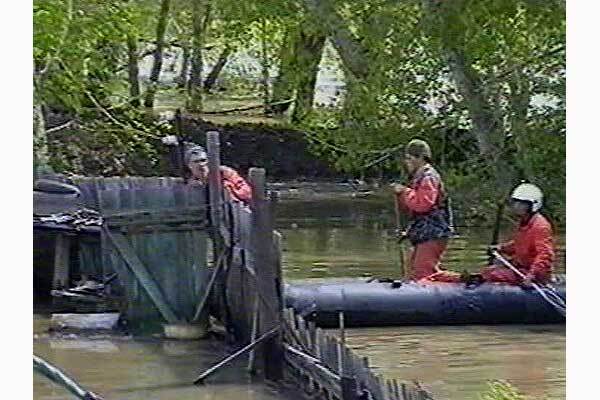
[
  {"x1": 220, "y1": 166, "x2": 253, "y2": 203},
  {"x1": 397, "y1": 176, "x2": 439, "y2": 214},
  {"x1": 527, "y1": 224, "x2": 554, "y2": 280}
]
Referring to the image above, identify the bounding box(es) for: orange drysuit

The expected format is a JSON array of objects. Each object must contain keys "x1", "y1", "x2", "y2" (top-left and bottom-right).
[
  {"x1": 396, "y1": 165, "x2": 456, "y2": 281},
  {"x1": 481, "y1": 213, "x2": 554, "y2": 285}
]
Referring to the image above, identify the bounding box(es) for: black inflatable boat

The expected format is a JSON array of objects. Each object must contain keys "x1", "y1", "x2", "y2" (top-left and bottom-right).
[{"x1": 284, "y1": 277, "x2": 566, "y2": 327}]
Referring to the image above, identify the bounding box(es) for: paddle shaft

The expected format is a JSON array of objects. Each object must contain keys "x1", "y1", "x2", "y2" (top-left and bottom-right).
[
  {"x1": 488, "y1": 200, "x2": 505, "y2": 265},
  {"x1": 491, "y1": 250, "x2": 566, "y2": 316},
  {"x1": 393, "y1": 193, "x2": 407, "y2": 278}
]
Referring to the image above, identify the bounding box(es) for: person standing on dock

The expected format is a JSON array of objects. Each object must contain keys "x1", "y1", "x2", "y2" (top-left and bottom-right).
[
  {"x1": 480, "y1": 183, "x2": 554, "y2": 286},
  {"x1": 184, "y1": 144, "x2": 253, "y2": 204},
  {"x1": 392, "y1": 139, "x2": 458, "y2": 282}
]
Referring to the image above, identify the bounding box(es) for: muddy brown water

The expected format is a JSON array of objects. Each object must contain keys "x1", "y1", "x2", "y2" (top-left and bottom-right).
[
  {"x1": 33, "y1": 198, "x2": 565, "y2": 400},
  {"x1": 277, "y1": 200, "x2": 565, "y2": 400},
  {"x1": 34, "y1": 316, "x2": 290, "y2": 400}
]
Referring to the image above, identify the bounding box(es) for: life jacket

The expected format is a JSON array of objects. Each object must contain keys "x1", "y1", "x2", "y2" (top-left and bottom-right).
[{"x1": 403, "y1": 165, "x2": 453, "y2": 245}]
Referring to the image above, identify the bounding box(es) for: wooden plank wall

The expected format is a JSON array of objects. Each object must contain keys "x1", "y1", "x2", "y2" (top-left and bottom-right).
[{"x1": 98, "y1": 182, "x2": 209, "y2": 333}]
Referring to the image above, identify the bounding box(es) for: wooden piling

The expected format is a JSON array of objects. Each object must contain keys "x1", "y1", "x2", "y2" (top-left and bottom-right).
[
  {"x1": 249, "y1": 168, "x2": 284, "y2": 381},
  {"x1": 206, "y1": 131, "x2": 223, "y2": 237}
]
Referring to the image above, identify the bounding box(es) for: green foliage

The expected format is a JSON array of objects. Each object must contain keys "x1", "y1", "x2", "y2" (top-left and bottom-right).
[
  {"x1": 478, "y1": 380, "x2": 528, "y2": 400},
  {"x1": 34, "y1": 0, "x2": 140, "y2": 113},
  {"x1": 299, "y1": 0, "x2": 564, "y2": 223},
  {"x1": 47, "y1": 109, "x2": 170, "y2": 176},
  {"x1": 33, "y1": 0, "x2": 565, "y2": 223}
]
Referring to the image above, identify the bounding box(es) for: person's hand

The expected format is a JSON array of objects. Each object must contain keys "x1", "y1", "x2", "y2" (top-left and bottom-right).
[
  {"x1": 188, "y1": 179, "x2": 204, "y2": 187},
  {"x1": 486, "y1": 245, "x2": 500, "y2": 258},
  {"x1": 521, "y1": 274, "x2": 534, "y2": 288},
  {"x1": 391, "y1": 183, "x2": 406, "y2": 194}
]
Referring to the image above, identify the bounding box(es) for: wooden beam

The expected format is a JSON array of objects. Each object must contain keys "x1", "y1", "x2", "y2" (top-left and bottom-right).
[
  {"x1": 53, "y1": 233, "x2": 71, "y2": 289},
  {"x1": 247, "y1": 296, "x2": 260, "y2": 373},
  {"x1": 192, "y1": 247, "x2": 227, "y2": 322},
  {"x1": 193, "y1": 326, "x2": 279, "y2": 384},
  {"x1": 103, "y1": 227, "x2": 179, "y2": 324}
]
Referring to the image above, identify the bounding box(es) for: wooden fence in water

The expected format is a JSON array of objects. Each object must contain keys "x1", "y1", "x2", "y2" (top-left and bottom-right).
[
  {"x1": 66, "y1": 176, "x2": 212, "y2": 333},
  {"x1": 55, "y1": 131, "x2": 437, "y2": 399},
  {"x1": 184, "y1": 132, "x2": 436, "y2": 399},
  {"x1": 282, "y1": 309, "x2": 434, "y2": 400}
]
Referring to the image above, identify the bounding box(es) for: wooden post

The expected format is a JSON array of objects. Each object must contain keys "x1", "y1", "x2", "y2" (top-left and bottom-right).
[
  {"x1": 338, "y1": 311, "x2": 345, "y2": 376},
  {"x1": 206, "y1": 131, "x2": 222, "y2": 233},
  {"x1": 53, "y1": 233, "x2": 71, "y2": 289},
  {"x1": 249, "y1": 168, "x2": 284, "y2": 381},
  {"x1": 341, "y1": 376, "x2": 359, "y2": 400},
  {"x1": 247, "y1": 296, "x2": 260, "y2": 373}
]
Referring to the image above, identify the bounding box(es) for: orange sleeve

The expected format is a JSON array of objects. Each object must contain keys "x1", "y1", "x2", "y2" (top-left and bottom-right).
[
  {"x1": 220, "y1": 166, "x2": 253, "y2": 203},
  {"x1": 529, "y1": 224, "x2": 554, "y2": 278},
  {"x1": 399, "y1": 176, "x2": 440, "y2": 214}
]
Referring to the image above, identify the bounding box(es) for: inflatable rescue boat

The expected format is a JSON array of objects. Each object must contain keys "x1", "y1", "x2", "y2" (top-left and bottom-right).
[{"x1": 284, "y1": 277, "x2": 566, "y2": 327}]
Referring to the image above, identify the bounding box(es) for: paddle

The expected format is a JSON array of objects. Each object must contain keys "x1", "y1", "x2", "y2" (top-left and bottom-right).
[
  {"x1": 488, "y1": 199, "x2": 506, "y2": 265},
  {"x1": 491, "y1": 250, "x2": 566, "y2": 317},
  {"x1": 393, "y1": 192, "x2": 407, "y2": 278}
]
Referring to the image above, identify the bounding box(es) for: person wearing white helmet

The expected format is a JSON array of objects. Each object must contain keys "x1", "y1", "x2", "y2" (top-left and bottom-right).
[{"x1": 478, "y1": 183, "x2": 555, "y2": 286}]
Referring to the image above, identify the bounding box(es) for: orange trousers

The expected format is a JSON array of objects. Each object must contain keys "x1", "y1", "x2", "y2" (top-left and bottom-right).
[{"x1": 408, "y1": 239, "x2": 461, "y2": 282}]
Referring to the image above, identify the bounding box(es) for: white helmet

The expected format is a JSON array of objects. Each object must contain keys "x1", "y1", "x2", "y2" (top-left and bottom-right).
[{"x1": 510, "y1": 183, "x2": 543, "y2": 212}]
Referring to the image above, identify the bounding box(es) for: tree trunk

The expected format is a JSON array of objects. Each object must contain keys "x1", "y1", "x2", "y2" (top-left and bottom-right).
[
  {"x1": 421, "y1": 0, "x2": 501, "y2": 157},
  {"x1": 33, "y1": 85, "x2": 51, "y2": 180},
  {"x1": 176, "y1": 41, "x2": 190, "y2": 89},
  {"x1": 270, "y1": 21, "x2": 326, "y2": 120},
  {"x1": 291, "y1": 28, "x2": 326, "y2": 122},
  {"x1": 508, "y1": 66, "x2": 533, "y2": 182},
  {"x1": 302, "y1": 0, "x2": 369, "y2": 79},
  {"x1": 127, "y1": 34, "x2": 141, "y2": 108},
  {"x1": 269, "y1": 27, "x2": 297, "y2": 114},
  {"x1": 143, "y1": 0, "x2": 171, "y2": 109},
  {"x1": 260, "y1": 19, "x2": 270, "y2": 111},
  {"x1": 188, "y1": 1, "x2": 210, "y2": 113},
  {"x1": 203, "y1": 46, "x2": 231, "y2": 92},
  {"x1": 443, "y1": 48, "x2": 498, "y2": 156}
]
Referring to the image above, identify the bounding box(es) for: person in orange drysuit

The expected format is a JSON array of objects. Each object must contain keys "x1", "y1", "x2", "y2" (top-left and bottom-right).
[
  {"x1": 184, "y1": 144, "x2": 252, "y2": 204},
  {"x1": 480, "y1": 183, "x2": 554, "y2": 286},
  {"x1": 392, "y1": 139, "x2": 458, "y2": 282}
]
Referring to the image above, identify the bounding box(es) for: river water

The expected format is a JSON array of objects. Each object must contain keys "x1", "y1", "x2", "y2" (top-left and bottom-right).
[
  {"x1": 33, "y1": 315, "x2": 291, "y2": 400},
  {"x1": 277, "y1": 199, "x2": 566, "y2": 400},
  {"x1": 33, "y1": 198, "x2": 565, "y2": 400}
]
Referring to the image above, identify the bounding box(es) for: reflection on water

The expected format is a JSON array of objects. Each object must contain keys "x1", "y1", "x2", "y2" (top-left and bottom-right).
[
  {"x1": 34, "y1": 315, "x2": 287, "y2": 400},
  {"x1": 277, "y1": 199, "x2": 566, "y2": 400},
  {"x1": 278, "y1": 219, "x2": 565, "y2": 281}
]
